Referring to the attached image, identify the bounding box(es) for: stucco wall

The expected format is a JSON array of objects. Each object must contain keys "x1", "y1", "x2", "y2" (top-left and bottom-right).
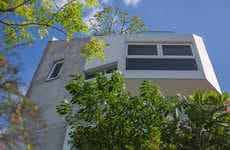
[{"x1": 27, "y1": 38, "x2": 89, "y2": 150}]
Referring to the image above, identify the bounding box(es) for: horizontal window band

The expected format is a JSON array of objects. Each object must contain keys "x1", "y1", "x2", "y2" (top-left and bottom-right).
[
  {"x1": 126, "y1": 58, "x2": 198, "y2": 70},
  {"x1": 126, "y1": 55, "x2": 194, "y2": 59}
]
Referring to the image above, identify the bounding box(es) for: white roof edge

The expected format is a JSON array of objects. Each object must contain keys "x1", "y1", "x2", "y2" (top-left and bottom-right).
[{"x1": 49, "y1": 37, "x2": 58, "y2": 41}]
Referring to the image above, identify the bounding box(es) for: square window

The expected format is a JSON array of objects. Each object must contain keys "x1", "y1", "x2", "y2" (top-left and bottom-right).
[
  {"x1": 162, "y1": 45, "x2": 193, "y2": 56},
  {"x1": 128, "y1": 45, "x2": 157, "y2": 55},
  {"x1": 47, "y1": 60, "x2": 64, "y2": 80}
]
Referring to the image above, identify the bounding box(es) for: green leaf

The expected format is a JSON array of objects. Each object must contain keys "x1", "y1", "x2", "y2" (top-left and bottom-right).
[{"x1": 81, "y1": 37, "x2": 107, "y2": 62}]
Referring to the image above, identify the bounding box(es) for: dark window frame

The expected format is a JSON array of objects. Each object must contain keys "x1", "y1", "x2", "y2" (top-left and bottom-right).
[
  {"x1": 126, "y1": 58, "x2": 198, "y2": 70},
  {"x1": 127, "y1": 44, "x2": 158, "y2": 55},
  {"x1": 126, "y1": 43, "x2": 198, "y2": 71},
  {"x1": 162, "y1": 45, "x2": 193, "y2": 56},
  {"x1": 84, "y1": 62, "x2": 118, "y2": 80},
  {"x1": 47, "y1": 59, "x2": 64, "y2": 80}
]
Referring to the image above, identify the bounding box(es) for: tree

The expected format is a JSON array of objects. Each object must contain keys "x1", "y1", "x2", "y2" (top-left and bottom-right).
[
  {"x1": 57, "y1": 72, "x2": 230, "y2": 150},
  {"x1": 0, "y1": 0, "x2": 107, "y2": 60},
  {"x1": 87, "y1": 6, "x2": 147, "y2": 36},
  {"x1": 0, "y1": 0, "x2": 105, "y2": 149},
  {"x1": 0, "y1": 57, "x2": 41, "y2": 149},
  {"x1": 81, "y1": 6, "x2": 148, "y2": 61},
  {"x1": 57, "y1": 72, "x2": 173, "y2": 150},
  {"x1": 171, "y1": 91, "x2": 230, "y2": 149}
]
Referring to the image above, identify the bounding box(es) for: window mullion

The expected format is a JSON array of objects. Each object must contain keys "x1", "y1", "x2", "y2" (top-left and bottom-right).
[{"x1": 157, "y1": 44, "x2": 163, "y2": 56}]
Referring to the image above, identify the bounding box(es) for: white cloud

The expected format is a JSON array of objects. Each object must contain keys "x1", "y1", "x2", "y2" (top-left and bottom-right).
[
  {"x1": 54, "y1": 0, "x2": 68, "y2": 8},
  {"x1": 101, "y1": 0, "x2": 114, "y2": 6},
  {"x1": 54, "y1": 0, "x2": 87, "y2": 8},
  {"x1": 123, "y1": 0, "x2": 140, "y2": 7},
  {"x1": 84, "y1": 6, "x2": 103, "y2": 28},
  {"x1": 102, "y1": 0, "x2": 110, "y2": 4},
  {"x1": 20, "y1": 86, "x2": 28, "y2": 95}
]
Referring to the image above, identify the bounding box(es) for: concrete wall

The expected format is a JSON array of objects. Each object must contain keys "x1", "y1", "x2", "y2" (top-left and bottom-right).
[{"x1": 27, "y1": 38, "x2": 89, "y2": 150}]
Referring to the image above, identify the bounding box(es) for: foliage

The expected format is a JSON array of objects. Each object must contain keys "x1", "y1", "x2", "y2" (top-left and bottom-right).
[
  {"x1": 0, "y1": 60, "x2": 41, "y2": 150},
  {"x1": 0, "y1": 0, "x2": 108, "y2": 62},
  {"x1": 87, "y1": 6, "x2": 147, "y2": 35},
  {"x1": 81, "y1": 37, "x2": 107, "y2": 62},
  {"x1": 57, "y1": 73, "x2": 173, "y2": 149},
  {"x1": 57, "y1": 73, "x2": 230, "y2": 150},
  {"x1": 170, "y1": 91, "x2": 230, "y2": 150},
  {"x1": 0, "y1": 1, "x2": 148, "y2": 62}
]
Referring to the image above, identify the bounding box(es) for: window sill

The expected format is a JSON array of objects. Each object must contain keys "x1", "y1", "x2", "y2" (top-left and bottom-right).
[{"x1": 46, "y1": 76, "x2": 61, "y2": 82}]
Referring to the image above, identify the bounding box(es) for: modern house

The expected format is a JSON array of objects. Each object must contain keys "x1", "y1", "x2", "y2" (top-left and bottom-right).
[{"x1": 26, "y1": 33, "x2": 221, "y2": 150}]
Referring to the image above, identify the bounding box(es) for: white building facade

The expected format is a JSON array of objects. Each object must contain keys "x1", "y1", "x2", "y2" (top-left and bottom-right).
[{"x1": 27, "y1": 33, "x2": 221, "y2": 150}]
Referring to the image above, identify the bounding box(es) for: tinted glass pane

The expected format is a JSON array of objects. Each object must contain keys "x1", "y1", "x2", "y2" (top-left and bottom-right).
[
  {"x1": 85, "y1": 64, "x2": 118, "y2": 79},
  {"x1": 126, "y1": 58, "x2": 197, "y2": 70},
  {"x1": 49, "y1": 62, "x2": 63, "y2": 79},
  {"x1": 162, "y1": 45, "x2": 192, "y2": 56},
  {"x1": 128, "y1": 45, "x2": 157, "y2": 55},
  {"x1": 105, "y1": 65, "x2": 117, "y2": 74},
  {"x1": 85, "y1": 73, "x2": 97, "y2": 80}
]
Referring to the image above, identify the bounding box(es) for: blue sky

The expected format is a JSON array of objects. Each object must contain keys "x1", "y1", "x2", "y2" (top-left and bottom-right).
[{"x1": 18, "y1": 0, "x2": 230, "y2": 93}]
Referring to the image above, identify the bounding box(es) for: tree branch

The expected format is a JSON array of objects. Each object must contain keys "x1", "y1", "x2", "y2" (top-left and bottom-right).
[
  {"x1": 0, "y1": 20, "x2": 67, "y2": 35},
  {"x1": 0, "y1": 0, "x2": 32, "y2": 13}
]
